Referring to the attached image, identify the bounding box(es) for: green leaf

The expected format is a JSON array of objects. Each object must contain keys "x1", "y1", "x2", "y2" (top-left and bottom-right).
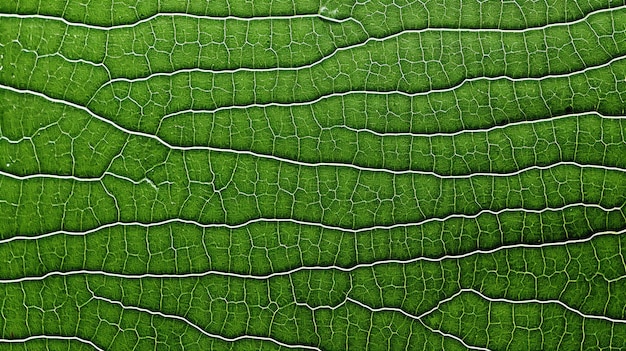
[{"x1": 1, "y1": 0, "x2": 625, "y2": 350}]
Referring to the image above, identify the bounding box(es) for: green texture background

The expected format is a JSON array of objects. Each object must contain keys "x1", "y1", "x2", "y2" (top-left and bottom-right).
[{"x1": 1, "y1": 0, "x2": 625, "y2": 349}]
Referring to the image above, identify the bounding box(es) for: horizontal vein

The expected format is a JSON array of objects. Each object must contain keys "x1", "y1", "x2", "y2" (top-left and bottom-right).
[
  {"x1": 88, "y1": 291, "x2": 320, "y2": 350},
  {"x1": 1, "y1": 162, "x2": 624, "y2": 184},
  {"x1": 0, "y1": 335, "x2": 104, "y2": 351},
  {"x1": 346, "y1": 292, "x2": 489, "y2": 351},
  {"x1": 154, "y1": 54, "x2": 626, "y2": 118},
  {"x1": 15, "y1": 47, "x2": 113, "y2": 77},
  {"x1": 341, "y1": 286, "x2": 626, "y2": 350},
  {"x1": 0, "y1": 4, "x2": 620, "y2": 33},
  {"x1": 1, "y1": 227, "x2": 623, "y2": 282},
  {"x1": 90, "y1": 7, "x2": 626, "y2": 85},
  {"x1": 3, "y1": 85, "x2": 626, "y2": 177},
  {"x1": 300, "y1": 293, "x2": 491, "y2": 351},
  {"x1": 418, "y1": 320, "x2": 493, "y2": 351},
  {"x1": 468, "y1": 289, "x2": 626, "y2": 324},
  {"x1": 348, "y1": 288, "x2": 626, "y2": 324},
  {"x1": 0, "y1": 204, "x2": 620, "y2": 243},
  {"x1": 344, "y1": 296, "x2": 453, "y2": 320},
  {"x1": 323, "y1": 112, "x2": 626, "y2": 137},
  {"x1": 0, "y1": 12, "x2": 354, "y2": 30},
  {"x1": 160, "y1": 110, "x2": 626, "y2": 138}
]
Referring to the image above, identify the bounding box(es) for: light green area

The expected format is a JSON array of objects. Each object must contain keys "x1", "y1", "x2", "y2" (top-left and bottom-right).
[{"x1": 1, "y1": 0, "x2": 625, "y2": 350}]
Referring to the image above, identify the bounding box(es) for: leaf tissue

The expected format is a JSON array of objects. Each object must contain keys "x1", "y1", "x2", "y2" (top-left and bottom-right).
[{"x1": 0, "y1": 0, "x2": 625, "y2": 350}]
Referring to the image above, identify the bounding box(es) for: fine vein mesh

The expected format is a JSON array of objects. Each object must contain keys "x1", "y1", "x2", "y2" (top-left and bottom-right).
[{"x1": 0, "y1": 0, "x2": 625, "y2": 350}]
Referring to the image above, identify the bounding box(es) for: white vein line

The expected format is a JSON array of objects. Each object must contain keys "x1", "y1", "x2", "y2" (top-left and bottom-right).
[
  {"x1": 15, "y1": 48, "x2": 112, "y2": 77},
  {"x1": 0, "y1": 204, "x2": 620, "y2": 244},
  {"x1": 0, "y1": 4, "x2": 621, "y2": 34},
  {"x1": 344, "y1": 296, "x2": 491, "y2": 351},
  {"x1": 347, "y1": 288, "x2": 626, "y2": 324},
  {"x1": 294, "y1": 295, "x2": 489, "y2": 351},
  {"x1": 20, "y1": 6, "x2": 625, "y2": 99},
  {"x1": 4, "y1": 6, "x2": 625, "y2": 94},
  {"x1": 1, "y1": 227, "x2": 623, "y2": 283},
  {"x1": 0, "y1": 162, "x2": 623, "y2": 184},
  {"x1": 346, "y1": 286, "x2": 626, "y2": 349},
  {"x1": 153, "y1": 52, "x2": 626, "y2": 117},
  {"x1": 88, "y1": 293, "x2": 320, "y2": 350},
  {"x1": 309, "y1": 294, "x2": 491, "y2": 350},
  {"x1": 164, "y1": 109, "x2": 626, "y2": 139},
  {"x1": 414, "y1": 290, "x2": 468, "y2": 320},
  {"x1": 468, "y1": 289, "x2": 626, "y2": 324},
  {"x1": 4, "y1": 111, "x2": 622, "y2": 143},
  {"x1": 0, "y1": 170, "x2": 102, "y2": 182},
  {"x1": 0, "y1": 335, "x2": 104, "y2": 351},
  {"x1": 3, "y1": 85, "x2": 626, "y2": 177},
  {"x1": 417, "y1": 320, "x2": 493, "y2": 351},
  {"x1": 335, "y1": 112, "x2": 626, "y2": 137},
  {"x1": 101, "y1": 45, "x2": 626, "y2": 87},
  {"x1": 8, "y1": 48, "x2": 626, "y2": 106},
  {"x1": 162, "y1": 93, "x2": 626, "y2": 131},
  {"x1": 345, "y1": 297, "x2": 440, "y2": 321},
  {"x1": 0, "y1": 12, "x2": 353, "y2": 30}
]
